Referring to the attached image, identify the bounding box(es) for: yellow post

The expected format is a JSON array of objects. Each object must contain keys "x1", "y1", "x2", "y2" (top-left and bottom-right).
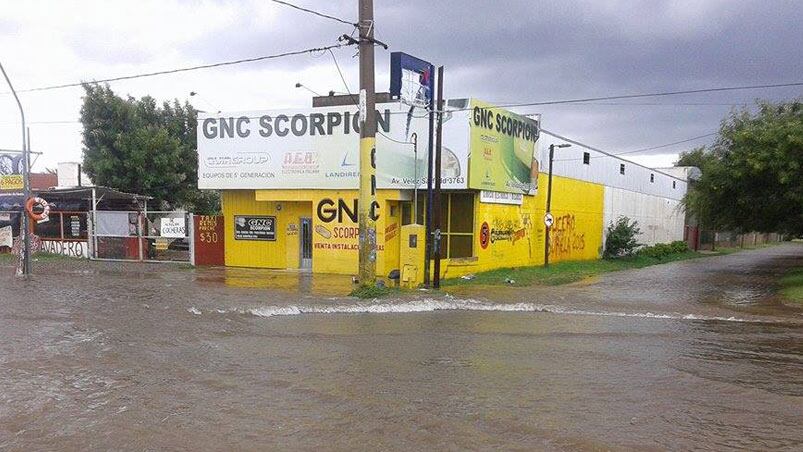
[
  {"x1": 357, "y1": 0, "x2": 377, "y2": 285},
  {"x1": 358, "y1": 136, "x2": 377, "y2": 283}
]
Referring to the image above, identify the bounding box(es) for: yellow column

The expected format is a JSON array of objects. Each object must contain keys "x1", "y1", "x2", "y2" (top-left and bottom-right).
[{"x1": 358, "y1": 136, "x2": 377, "y2": 283}]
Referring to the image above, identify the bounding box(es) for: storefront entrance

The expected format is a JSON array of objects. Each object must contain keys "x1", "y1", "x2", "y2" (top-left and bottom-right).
[{"x1": 300, "y1": 217, "x2": 312, "y2": 269}]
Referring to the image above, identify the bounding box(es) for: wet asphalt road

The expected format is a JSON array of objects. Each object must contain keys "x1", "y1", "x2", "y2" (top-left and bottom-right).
[{"x1": 0, "y1": 244, "x2": 801, "y2": 450}]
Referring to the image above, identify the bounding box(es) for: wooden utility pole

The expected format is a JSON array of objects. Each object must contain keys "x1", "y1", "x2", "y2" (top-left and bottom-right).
[{"x1": 357, "y1": 0, "x2": 377, "y2": 285}]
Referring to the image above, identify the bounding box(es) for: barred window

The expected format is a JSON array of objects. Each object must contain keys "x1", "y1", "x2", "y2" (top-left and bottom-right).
[{"x1": 400, "y1": 192, "x2": 475, "y2": 258}]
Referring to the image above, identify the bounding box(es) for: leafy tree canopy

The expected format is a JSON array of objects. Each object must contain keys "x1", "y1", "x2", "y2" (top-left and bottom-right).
[
  {"x1": 679, "y1": 100, "x2": 802, "y2": 235},
  {"x1": 80, "y1": 83, "x2": 219, "y2": 213}
]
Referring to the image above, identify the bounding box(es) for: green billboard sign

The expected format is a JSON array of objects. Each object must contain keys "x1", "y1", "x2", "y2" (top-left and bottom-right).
[{"x1": 468, "y1": 99, "x2": 539, "y2": 194}]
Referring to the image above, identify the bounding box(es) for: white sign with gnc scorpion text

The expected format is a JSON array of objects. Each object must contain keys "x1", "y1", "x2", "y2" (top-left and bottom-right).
[{"x1": 197, "y1": 103, "x2": 469, "y2": 190}]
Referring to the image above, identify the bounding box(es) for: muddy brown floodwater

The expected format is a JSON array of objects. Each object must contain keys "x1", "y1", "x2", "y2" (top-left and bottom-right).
[{"x1": 1, "y1": 244, "x2": 801, "y2": 450}]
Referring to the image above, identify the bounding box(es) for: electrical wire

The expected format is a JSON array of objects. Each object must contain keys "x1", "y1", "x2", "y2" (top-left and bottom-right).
[
  {"x1": 328, "y1": 48, "x2": 353, "y2": 97},
  {"x1": 269, "y1": 0, "x2": 357, "y2": 27},
  {"x1": 1, "y1": 44, "x2": 346, "y2": 95},
  {"x1": 326, "y1": 48, "x2": 416, "y2": 144},
  {"x1": 532, "y1": 101, "x2": 749, "y2": 106},
  {"x1": 473, "y1": 81, "x2": 803, "y2": 113},
  {"x1": 199, "y1": 80, "x2": 803, "y2": 118},
  {"x1": 544, "y1": 129, "x2": 718, "y2": 162}
]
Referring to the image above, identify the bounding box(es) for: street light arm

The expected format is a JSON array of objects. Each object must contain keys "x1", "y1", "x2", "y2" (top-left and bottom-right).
[
  {"x1": 0, "y1": 61, "x2": 25, "y2": 134},
  {"x1": 0, "y1": 61, "x2": 31, "y2": 275}
]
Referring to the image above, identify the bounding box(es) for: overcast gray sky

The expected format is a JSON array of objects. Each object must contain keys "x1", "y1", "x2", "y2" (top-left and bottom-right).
[{"x1": 1, "y1": 0, "x2": 801, "y2": 170}]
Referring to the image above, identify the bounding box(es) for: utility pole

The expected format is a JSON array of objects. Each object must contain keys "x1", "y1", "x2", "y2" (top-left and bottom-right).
[
  {"x1": 432, "y1": 66, "x2": 444, "y2": 289},
  {"x1": 357, "y1": 0, "x2": 377, "y2": 285},
  {"x1": 0, "y1": 61, "x2": 30, "y2": 276}
]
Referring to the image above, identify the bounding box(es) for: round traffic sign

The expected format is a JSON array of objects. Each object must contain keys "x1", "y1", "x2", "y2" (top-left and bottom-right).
[
  {"x1": 544, "y1": 212, "x2": 554, "y2": 227},
  {"x1": 479, "y1": 221, "x2": 490, "y2": 249}
]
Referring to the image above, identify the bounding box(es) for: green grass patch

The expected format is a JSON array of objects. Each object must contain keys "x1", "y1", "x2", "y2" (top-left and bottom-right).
[
  {"x1": 32, "y1": 252, "x2": 75, "y2": 261},
  {"x1": 349, "y1": 284, "x2": 401, "y2": 299},
  {"x1": 780, "y1": 267, "x2": 803, "y2": 304},
  {"x1": 442, "y1": 251, "x2": 711, "y2": 288}
]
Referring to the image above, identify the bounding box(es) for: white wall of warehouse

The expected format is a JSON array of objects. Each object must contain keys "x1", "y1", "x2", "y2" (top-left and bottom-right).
[
  {"x1": 535, "y1": 132, "x2": 689, "y2": 246},
  {"x1": 603, "y1": 186, "x2": 686, "y2": 246},
  {"x1": 537, "y1": 136, "x2": 688, "y2": 201}
]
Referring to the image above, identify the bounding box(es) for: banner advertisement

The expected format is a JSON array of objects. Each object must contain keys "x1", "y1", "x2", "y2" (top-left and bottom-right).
[
  {"x1": 160, "y1": 217, "x2": 186, "y2": 238},
  {"x1": 234, "y1": 215, "x2": 276, "y2": 241},
  {"x1": 197, "y1": 103, "x2": 469, "y2": 191},
  {"x1": 468, "y1": 99, "x2": 540, "y2": 194},
  {"x1": 0, "y1": 153, "x2": 24, "y2": 191}
]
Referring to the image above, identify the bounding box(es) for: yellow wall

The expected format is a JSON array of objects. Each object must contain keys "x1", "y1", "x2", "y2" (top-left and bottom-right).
[
  {"x1": 223, "y1": 189, "x2": 405, "y2": 275},
  {"x1": 547, "y1": 174, "x2": 604, "y2": 263},
  {"x1": 221, "y1": 174, "x2": 604, "y2": 279},
  {"x1": 221, "y1": 190, "x2": 310, "y2": 269},
  {"x1": 438, "y1": 174, "x2": 604, "y2": 279}
]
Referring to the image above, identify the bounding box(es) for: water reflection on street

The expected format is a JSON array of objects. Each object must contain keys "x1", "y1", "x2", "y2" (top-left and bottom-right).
[{"x1": 0, "y1": 244, "x2": 801, "y2": 450}]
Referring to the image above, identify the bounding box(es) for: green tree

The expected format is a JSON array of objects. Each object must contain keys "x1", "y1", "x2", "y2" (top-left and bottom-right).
[
  {"x1": 682, "y1": 100, "x2": 802, "y2": 235},
  {"x1": 80, "y1": 83, "x2": 219, "y2": 213},
  {"x1": 676, "y1": 146, "x2": 716, "y2": 169}
]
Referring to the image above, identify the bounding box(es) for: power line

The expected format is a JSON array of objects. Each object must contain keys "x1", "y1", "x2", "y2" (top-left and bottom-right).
[
  {"x1": 270, "y1": 0, "x2": 357, "y2": 27},
  {"x1": 477, "y1": 81, "x2": 803, "y2": 113},
  {"x1": 544, "y1": 129, "x2": 718, "y2": 162},
  {"x1": 1, "y1": 44, "x2": 345, "y2": 95},
  {"x1": 326, "y1": 47, "x2": 418, "y2": 144},
  {"x1": 538, "y1": 101, "x2": 749, "y2": 106},
  {"x1": 328, "y1": 48, "x2": 353, "y2": 97},
  {"x1": 604, "y1": 132, "x2": 718, "y2": 157},
  {"x1": 5, "y1": 82, "x2": 799, "y2": 125}
]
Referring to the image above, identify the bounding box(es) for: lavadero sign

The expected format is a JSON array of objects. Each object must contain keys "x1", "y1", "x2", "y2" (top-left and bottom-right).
[
  {"x1": 468, "y1": 99, "x2": 540, "y2": 195},
  {"x1": 197, "y1": 103, "x2": 469, "y2": 190}
]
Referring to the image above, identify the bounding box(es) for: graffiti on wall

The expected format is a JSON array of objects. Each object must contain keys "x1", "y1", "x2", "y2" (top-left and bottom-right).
[
  {"x1": 489, "y1": 218, "x2": 527, "y2": 245},
  {"x1": 549, "y1": 213, "x2": 585, "y2": 259}
]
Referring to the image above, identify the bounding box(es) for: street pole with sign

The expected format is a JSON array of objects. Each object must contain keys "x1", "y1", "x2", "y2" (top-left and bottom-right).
[
  {"x1": 544, "y1": 143, "x2": 571, "y2": 267},
  {"x1": 0, "y1": 61, "x2": 31, "y2": 276},
  {"x1": 432, "y1": 66, "x2": 444, "y2": 289}
]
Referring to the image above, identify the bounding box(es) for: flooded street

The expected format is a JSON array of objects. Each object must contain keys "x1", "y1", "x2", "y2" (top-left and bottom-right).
[{"x1": 1, "y1": 244, "x2": 801, "y2": 450}]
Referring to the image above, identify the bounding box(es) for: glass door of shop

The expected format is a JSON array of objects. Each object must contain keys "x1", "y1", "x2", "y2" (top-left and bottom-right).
[{"x1": 300, "y1": 217, "x2": 312, "y2": 269}]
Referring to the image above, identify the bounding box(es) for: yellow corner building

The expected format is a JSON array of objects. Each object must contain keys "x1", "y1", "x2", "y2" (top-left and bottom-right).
[{"x1": 200, "y1": 97, "x2": 687, "y2": 284}]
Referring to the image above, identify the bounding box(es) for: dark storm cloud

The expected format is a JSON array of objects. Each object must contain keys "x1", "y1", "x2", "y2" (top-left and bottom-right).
[{"x1": 179, "y1": 0, "x2": 803, "y2": 155}]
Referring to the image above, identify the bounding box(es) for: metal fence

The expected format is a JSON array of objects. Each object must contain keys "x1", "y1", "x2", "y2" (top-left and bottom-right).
[
  {"x1": 31, "y1": 211, "x2": 90, "y2": 258},
  {"x1": 91, "y1": 210, "x2": 193, "y2": 263},
  {"x1": 697, "y1": 230, "x2": 784, "y2": 251}
]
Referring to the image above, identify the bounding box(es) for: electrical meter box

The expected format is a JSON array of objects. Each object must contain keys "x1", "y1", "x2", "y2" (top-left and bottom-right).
[{"x1": 399, "y1": 224, "x2": 425, "y2": 288}]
